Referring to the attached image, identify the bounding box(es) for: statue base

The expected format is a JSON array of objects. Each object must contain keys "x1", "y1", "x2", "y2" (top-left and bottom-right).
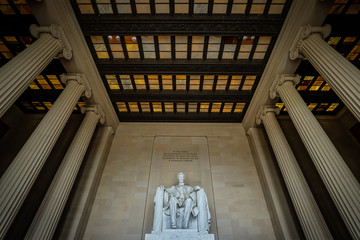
[{"x1": 145, "y1": 229, "x2": 215, "y2": 240}]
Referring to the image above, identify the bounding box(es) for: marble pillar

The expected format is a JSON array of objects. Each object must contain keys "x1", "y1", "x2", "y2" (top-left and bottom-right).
[
  {"x1": 57, "y1": 126, "x2": 114, "y2": 240},
  {"x1": 256, "y1": 106, "x2": 332, "y2": 240},
  {"x1": 270, "y1": 74, "x2": 360, "y2": 239},
  {"x1": 25, "y1": 105, "x2": 104, "y2": 240},
  {"x1": 0, "y1": 74, "x2": 90, "y2": 239},
  {"x1": 290, "y1": 24, "x2": 360, "y2": 122},
  {"x1": 0, "y1": 24, "x2": 72, "y2": 118}
]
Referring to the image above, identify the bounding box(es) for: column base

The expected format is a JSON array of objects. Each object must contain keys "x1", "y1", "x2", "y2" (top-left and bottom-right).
[{"x1": 145, "y1": 229, "x2": 215, "y2": 240}]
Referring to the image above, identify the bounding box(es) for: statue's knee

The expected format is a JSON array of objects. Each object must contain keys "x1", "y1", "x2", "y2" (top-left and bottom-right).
[
  {"x1": 185, "y1": 198, "x2": 192, "y2": 206},
  {"x1": 170, "y1": 196, "x2": 177, "y2": 204}
]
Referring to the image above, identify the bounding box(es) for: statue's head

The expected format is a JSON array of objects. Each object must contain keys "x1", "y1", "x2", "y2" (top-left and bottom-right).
[{"x1": 177, "y1": 172, "x2": 185, "y2": 184}]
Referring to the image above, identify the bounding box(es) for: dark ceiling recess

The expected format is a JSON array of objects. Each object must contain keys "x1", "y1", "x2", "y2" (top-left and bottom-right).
[{"x1": 1, "y1": 0, "x2": 359, "y2": 122}]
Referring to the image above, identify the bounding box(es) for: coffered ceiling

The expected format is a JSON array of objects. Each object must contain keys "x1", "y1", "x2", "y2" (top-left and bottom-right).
[{"x1": 1, "y1": 0, "x2": 359, "y2": 122}]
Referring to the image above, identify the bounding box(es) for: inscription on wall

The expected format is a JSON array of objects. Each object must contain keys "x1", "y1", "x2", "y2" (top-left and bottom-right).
[{"x1": 162, "y1": 151, "x2": 199, "y2": 162}]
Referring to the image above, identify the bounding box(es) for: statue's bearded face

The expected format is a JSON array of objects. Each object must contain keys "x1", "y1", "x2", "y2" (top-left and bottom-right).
[{"x1": 177, "y1": 173, "x2": 184, "y2": 184}]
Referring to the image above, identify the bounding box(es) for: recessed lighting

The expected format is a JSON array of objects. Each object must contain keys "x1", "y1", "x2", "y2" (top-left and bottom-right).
[
  {"x1": 108, "y1": 35, "x2": 113, "y2": 40},
  {"x1": 116, "y1": 35, "x2": 120, "y2": 40},
  {"x1": 251, "y1": 36, "x2": 255, "y2": 40},
  {"x1": 243, "y1": 36, "x2": 248, "y2": 40},
  {"x1": 131, "y1": 36, "x2": 137, "y2": 42}
]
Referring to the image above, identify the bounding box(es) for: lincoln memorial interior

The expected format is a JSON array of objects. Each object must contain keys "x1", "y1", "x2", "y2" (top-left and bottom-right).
[{"x1": 0, "y1": 0, "x2": 359, "y2": 239}]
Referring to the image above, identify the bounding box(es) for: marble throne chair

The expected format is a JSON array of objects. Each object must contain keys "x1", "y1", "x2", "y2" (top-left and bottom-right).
[{"x1": 145, "y1": 186, "x2": 214, "y2": 240}]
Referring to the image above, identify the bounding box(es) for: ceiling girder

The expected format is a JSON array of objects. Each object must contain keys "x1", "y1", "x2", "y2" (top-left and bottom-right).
[
  {"x1": 97, "y1": 59, "x2": 265, "y2": 75},
  {"x1": 77, "y1": 15, "x2": 284, "y2": 36},
  {"x1": 109, "y1": 91, "x2": 253, "y2": 102},
  {"x1": 117, "y1": 113, "x2": 244, "y2": 122}
]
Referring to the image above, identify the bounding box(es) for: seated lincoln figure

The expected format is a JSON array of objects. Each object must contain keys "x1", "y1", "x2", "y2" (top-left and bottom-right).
[{"x1": 152, "y1": 172, "x2": 211, "y2": 232}]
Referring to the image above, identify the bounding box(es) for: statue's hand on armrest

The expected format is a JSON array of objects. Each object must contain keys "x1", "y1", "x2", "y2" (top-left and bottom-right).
[
  {"x1": 194, "y1": 186, "x2": 202, "y2": 191},
  {"x1": 192, "y1": 206, "x2": 199, "y2": 217}
]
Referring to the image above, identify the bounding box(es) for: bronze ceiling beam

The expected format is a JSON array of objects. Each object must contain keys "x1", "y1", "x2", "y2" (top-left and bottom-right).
[
  {"x1": 96, "y1": 59, "x2": 265, "y2": 75},
  {"x1": 108, "y1": 91, "x2": 254, "y2": 102},
  {"x1": 116, "y1": 113, "x2": 244, "y2": 123},
  {"x1": 77, "y1": 15, "x2": 284, "y2": 36}
]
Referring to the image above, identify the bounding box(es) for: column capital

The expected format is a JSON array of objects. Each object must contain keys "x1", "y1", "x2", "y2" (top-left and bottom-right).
[
  {"x1": 81, "y1": 105, "x2": 106, "y2": 124},
  {"x1": 289, "y1": 24, "x2": 331, "y2": 60},
  {"x1": 256, "y1": 105, "x2": 280, "y2": 125},
  {"x1": 61, "y1": 73, "x2": 92, "y2": 99},
  {"x1": 30, "y1": 24, "x2": 72, "y2": 60},
  {"x1": 269, "y1": 74, "x2": 300, "y2": 99}
]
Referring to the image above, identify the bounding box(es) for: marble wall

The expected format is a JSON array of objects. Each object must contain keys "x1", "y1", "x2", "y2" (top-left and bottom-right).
[{"x1": 83, "y1": 123, "x2": 276, "y2": 240}]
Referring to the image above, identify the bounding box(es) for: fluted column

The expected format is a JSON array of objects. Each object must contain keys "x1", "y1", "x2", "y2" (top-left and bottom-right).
[
  {"x1": 256, "y1": 106, "x2": 332, "y2": 240},
  {"x1": 290, "y1": 24, "x2": 360, "y2": 122},
  {"x1": 270, "y1": 74, "x2": 360, "y2": 239},
  {"x1": 0, "y1": 24, "x2": 72, "y2": 118},
  {"x1": 0, "y1": 74, "x2": 91, "y2": 239},
  {"x1": 25, "y1": 105, "x2": 104, "y2": 240}
]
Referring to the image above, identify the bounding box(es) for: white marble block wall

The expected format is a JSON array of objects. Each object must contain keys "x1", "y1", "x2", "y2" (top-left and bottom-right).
[{"x1": 83, "y1": 123, "x2": 276, "y2": 240}]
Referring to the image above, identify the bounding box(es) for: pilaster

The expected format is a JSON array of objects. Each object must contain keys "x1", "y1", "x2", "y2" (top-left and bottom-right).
[
  {"x1": 25, "y1": 105, "x2": 104, "y2": 240},
  {"x1": 247, "y1": 128, "x2": 301, "y2": 240},
  {"x1": 272, "y1": 74, "x2": 360, "y2": 239},
  {"x1": 0, "y1": 74, "x2": 89, "y2": 239},
  {"x1": 57, "y1": 126, "x2": 114, "y2": 239},
  {"x1": 256, "y1": 105, "x2": 332, "y2": 240}
]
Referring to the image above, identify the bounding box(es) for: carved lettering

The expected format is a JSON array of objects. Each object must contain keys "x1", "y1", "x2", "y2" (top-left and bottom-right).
[{"x1": 162, "y1": 151, "x2": 199, "y2": 162}]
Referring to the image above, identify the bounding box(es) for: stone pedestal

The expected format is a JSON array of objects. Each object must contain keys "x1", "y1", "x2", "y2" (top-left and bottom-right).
[
  {"x1": 256, "y1": 106, "x2": 332, "y2": 240},
  {"x1": 25, "y1": 106, "x2": 104, "y2": 240},
  {"x1": 0, "y1": 74, "x2": 89, "y2": 239},
  {"x1": 145, "y1": 230, "x2": 215, "y2": 240},
  {"x1": 0, "y1": 24, "x2": 72, "y2": 118},
  {"x1": 290, "y1": 24, "x2": 360, "y2": 122},
  {"x1": 270, "y1": 74, "x2": 360, "y2": 239}
]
